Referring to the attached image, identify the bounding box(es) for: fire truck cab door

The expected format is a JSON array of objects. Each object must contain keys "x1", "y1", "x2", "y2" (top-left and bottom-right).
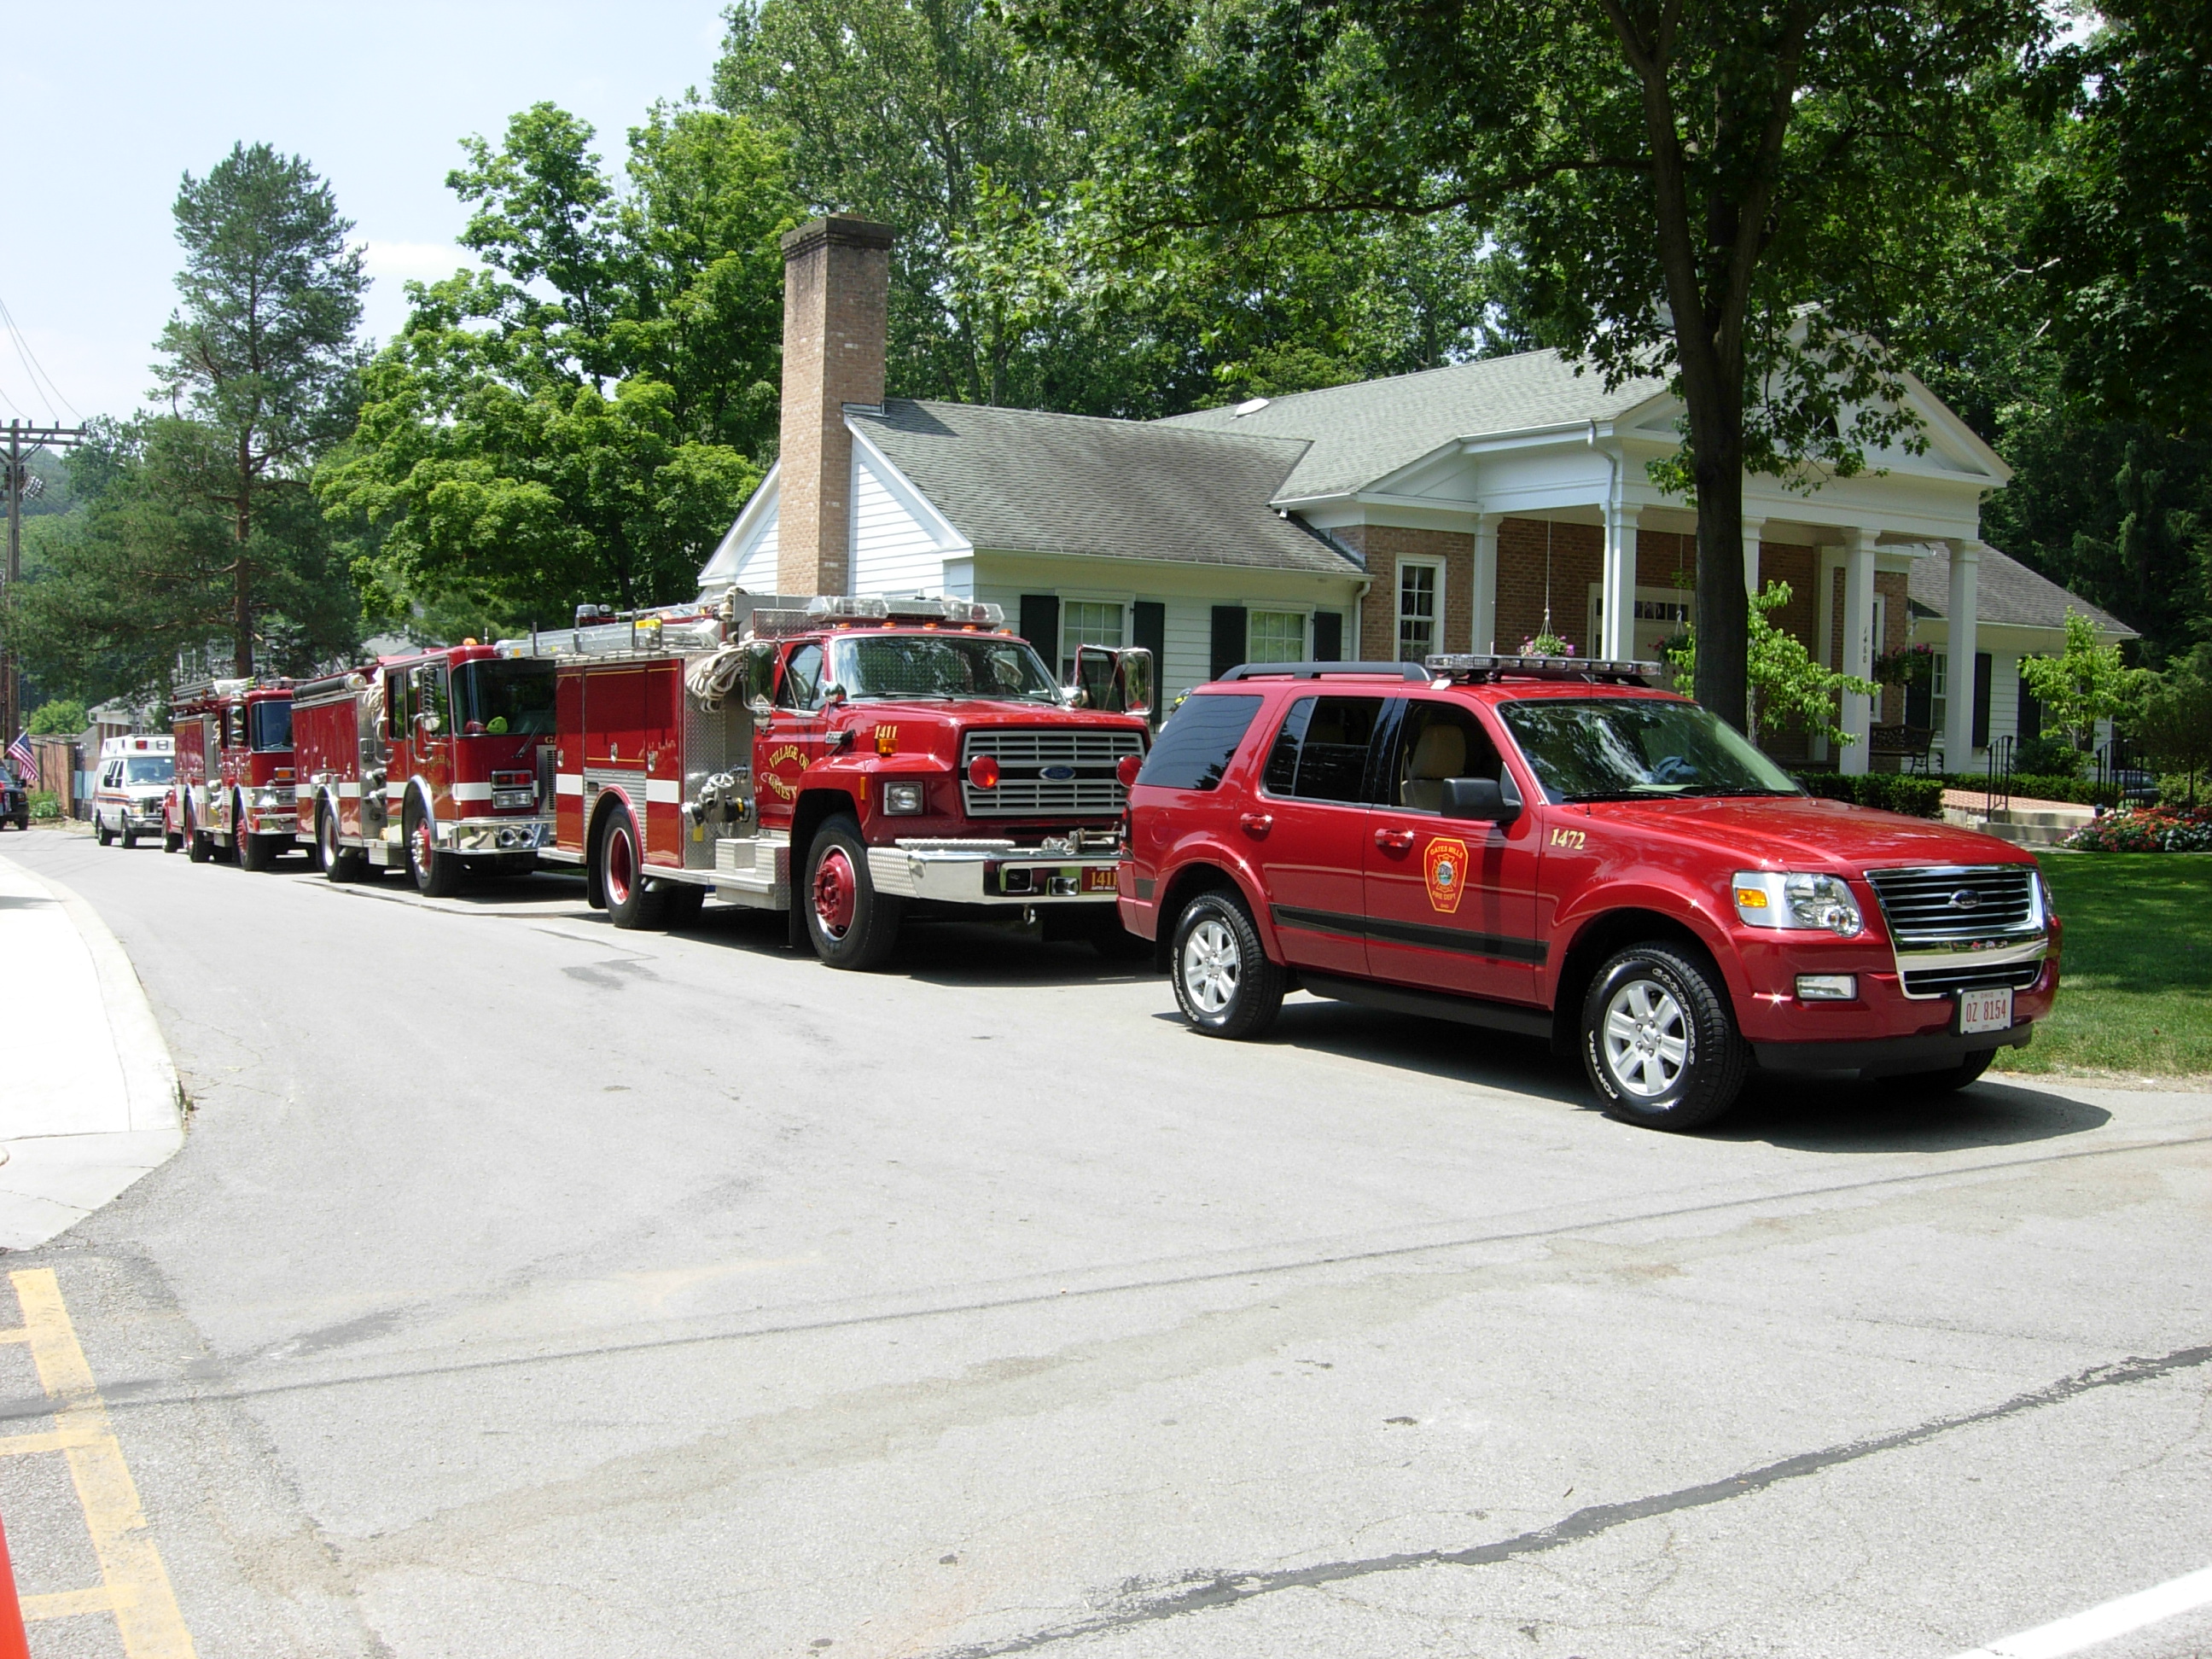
[
  {"x1": 757, "y1": 642, "x2": 829, "y2": 830},
  {"x1": 410, "y1": 660, "x2": 455, "y2": 820}
]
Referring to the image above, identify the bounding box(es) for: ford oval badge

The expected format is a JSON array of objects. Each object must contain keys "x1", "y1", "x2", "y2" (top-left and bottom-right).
[{"x1": 1041, "y1": 764, "x2": 1077, "y2": 780}]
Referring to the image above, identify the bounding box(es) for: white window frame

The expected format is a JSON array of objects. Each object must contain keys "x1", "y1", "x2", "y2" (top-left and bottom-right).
[
  {"x1": 1057, "y1": 595, "x2": 1130, "y2": 680},
  {"x1": 1244, "y1": 608, "x2": 1309, "y2": 665},
  {"x1": 1395, "y1": 558, "x2": 1444, "y2": 661}
]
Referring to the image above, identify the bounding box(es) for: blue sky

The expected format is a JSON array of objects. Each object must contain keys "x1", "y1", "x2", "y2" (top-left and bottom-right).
[{"x1": 0, "y1": 2, "x2": 731, "y2": 425}]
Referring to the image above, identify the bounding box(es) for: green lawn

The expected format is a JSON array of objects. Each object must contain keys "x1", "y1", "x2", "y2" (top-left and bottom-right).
[{"x1": 1995, "y1": 854, "x2": 2212, "y2": 1076}]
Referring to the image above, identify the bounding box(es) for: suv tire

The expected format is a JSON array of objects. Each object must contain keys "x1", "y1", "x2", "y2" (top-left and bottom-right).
[
  {"x1": 1581, "y1": 943, "x2": 1747, "y2": 1132},
  {"x1": 1170, "y1": 888, "x2": 1284, "y2": 1039},
  {"x1": 804, "y1": 816, "x2": 900, "y2": 969},
  {"x1": 599, "y1": 804, "x2": 670, "y2": 930}
]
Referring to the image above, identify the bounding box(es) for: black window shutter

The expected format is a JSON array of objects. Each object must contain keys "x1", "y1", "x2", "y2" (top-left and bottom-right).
[
  {"x1": 2016, "y1": 676, "x2": 2042, "y2": 742},
  {"x1": 1133, "y1": 601, "x2": 1166, "y2": 671},
  {"x1": 1019, "y1": 595, "x2": 1059, "y2": 663},
  {"x1": 1972, "y1": 652, "x2": 1993, "y2": 749},
  {"x1": 1312, "y1": 610, "x2": 1342, "y2": 661},
  {"x1": 1210, "y1": 606, "x2": 1249, "y2": 681}
]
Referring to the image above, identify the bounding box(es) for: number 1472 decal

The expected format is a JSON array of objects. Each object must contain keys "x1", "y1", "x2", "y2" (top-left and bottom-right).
[{"x1": 1548, "y1": 827, "x2": 1587, "y2": 849}]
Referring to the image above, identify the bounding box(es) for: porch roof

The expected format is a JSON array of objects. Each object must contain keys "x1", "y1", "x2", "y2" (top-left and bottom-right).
[{"x1": 1906, "y1": 545, "x2": 2137, "y2": 638}]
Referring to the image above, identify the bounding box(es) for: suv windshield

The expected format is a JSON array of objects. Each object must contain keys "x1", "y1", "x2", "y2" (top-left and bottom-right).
[
  {"x1": 829, "y1": 634, "x2": 1061, "y2": 703},
  {"x1": 125, "y1": 757, "x2": 173, "y2": 785},
  {"x1": 1499, "y1": 697, "x2": 1802, "y2": 802},
  {"x1": 250, "y1": 701, "x2": 293, "y2": 751},
  {"x1": 452, "y1": 659, "x2": 556, "y2": 735}
]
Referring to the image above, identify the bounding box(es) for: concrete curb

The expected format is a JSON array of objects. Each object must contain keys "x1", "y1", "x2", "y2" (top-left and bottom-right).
[{"x1": 0, "y1": 852, "x2": 185, "y2": 1249}]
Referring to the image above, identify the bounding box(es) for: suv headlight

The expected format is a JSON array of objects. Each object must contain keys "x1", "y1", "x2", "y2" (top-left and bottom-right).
[
  {"x1": 1732, "y1": 870, "x2": 1863, "y2": 936},
  {"x1": 883, "y1": 780, "x2": 926, "y2": 815}
]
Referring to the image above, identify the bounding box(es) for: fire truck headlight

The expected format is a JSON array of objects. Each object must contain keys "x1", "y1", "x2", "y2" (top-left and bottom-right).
[
  {"x1": 883, "y1": 780, "x2": 926, "y2": 815},
  {"x1": 254, "y1": 791, "x2": 281, "y2": 811}
]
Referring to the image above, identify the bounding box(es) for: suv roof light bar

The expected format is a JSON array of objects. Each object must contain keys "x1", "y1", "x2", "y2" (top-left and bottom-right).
[
  {"x1": 1216, "y1": 661, "x2": 1433, "y2": 683},
  {"x1": 1425, "y1": 654, "x2": 1661, "y2": 686}
]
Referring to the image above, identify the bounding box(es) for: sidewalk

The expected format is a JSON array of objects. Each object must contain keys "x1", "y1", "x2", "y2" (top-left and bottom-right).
[{"x1": 0, "y1": 851, "x2": 185, "y2": 1249}]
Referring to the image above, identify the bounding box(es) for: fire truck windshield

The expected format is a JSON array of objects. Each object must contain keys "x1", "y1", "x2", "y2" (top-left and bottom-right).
[
  {"x1": 829, "y1": 634, "x2": 1061, "y2": 704},
  {"x1": 250, "y1": 702, "x2": 292, "y2": 751},
  {"x1": 452, "y1": 659, "x2": 556, "y2": 735}
]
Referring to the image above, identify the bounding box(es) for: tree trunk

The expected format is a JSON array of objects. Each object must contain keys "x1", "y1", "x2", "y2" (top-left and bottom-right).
[
  {"x1": 1690, "y1": 436, "x2": 1749, "y2": 732},
  {"x1": 233, "y1": 451, "x2": 253, "y2": 678}
]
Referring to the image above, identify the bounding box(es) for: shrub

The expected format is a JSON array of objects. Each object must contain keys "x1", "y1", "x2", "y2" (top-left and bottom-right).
[
  {"x1": 2066, "y1": 804, "x2": 2212, "y2": 853},
  {"x1": 26, "y1": 791, "x2": 61, "y2": 821},
  {"x1": 1790, "y1": 772, "x2": 1943, "y2": 818},
  {"x1": 2010, "y1": 734, "x2": 2083, "y2": 779},
  {"x1": 1941, "y1": 771, "x2": 2109, "y2": 806}
]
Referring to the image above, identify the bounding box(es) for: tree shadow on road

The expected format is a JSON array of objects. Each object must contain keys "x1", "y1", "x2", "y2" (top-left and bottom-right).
[{"x1": 1708, "y1": 1072, "x2": 2112, "y2": 1152}]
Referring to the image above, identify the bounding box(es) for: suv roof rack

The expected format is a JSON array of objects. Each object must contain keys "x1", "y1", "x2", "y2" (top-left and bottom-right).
[
  {"x1": 1425, "y1": 654, "x2": 1661, "y2": 686},
  {"x1": 1216, "y1": 661, "x2": 1432, "y2": 683}
]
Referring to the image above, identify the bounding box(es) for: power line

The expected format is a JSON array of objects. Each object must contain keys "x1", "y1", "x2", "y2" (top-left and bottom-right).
[{"x1": 0, "y1": 298, "x2": 80, "y2": 423}]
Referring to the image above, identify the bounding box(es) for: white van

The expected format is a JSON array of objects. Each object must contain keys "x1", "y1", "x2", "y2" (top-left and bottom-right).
[{"x1": 94, "y1": 734, "x2": 175, "y2": 848}]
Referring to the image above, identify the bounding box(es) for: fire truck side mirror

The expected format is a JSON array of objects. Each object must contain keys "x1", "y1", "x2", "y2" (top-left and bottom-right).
[{"x1": 742, "y1": 640, "x2": 777, "y2": 718}]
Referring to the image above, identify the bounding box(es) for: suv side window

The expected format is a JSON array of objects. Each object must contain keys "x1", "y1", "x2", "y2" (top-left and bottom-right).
[
  {"x1": 1388, "y1": 699, "x2": 1504, "y2": 813},
  {"x1": 1260, "y1": 696, "x2": 1385, "y2": 803},
  {"x1": 1138, "y1": 693, "x2": 1261, "y2": 791}
]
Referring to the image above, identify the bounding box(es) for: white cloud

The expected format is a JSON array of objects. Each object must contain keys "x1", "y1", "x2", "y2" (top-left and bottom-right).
[{"x1": 359, "y1": 241, "x2": 478, "y2": 283}]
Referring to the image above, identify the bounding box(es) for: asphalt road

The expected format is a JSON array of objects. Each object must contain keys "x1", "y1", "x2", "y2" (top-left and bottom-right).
[{"x1": 2, "y1": 828, "x2": 2208, "y2": 1659}]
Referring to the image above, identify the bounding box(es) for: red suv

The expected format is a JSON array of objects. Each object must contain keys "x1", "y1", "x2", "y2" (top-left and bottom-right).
[{"x1": 1117, "y1": 658, "x2": 2059, "y2": 1132}]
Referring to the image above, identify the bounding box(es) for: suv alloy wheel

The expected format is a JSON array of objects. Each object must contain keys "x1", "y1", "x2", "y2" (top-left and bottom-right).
[
  {"x1": 1580, "y1": 943, "x2": 1748, "y2": 1132},
  {"x1": 1170, "y1": 889, "x2": 1284, "y2": 1040}
]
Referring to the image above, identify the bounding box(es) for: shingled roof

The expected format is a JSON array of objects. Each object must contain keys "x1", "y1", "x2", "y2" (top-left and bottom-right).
[
  {"x1": 1159, "y1": 350, "x2": 1665, "y2": 503},
  {"x1": 1906, "y1": 544, "x2": 2137, "y2": 637},
  {"x1": 849, "y1": 399, "x2": 1358, "y2": 575}
]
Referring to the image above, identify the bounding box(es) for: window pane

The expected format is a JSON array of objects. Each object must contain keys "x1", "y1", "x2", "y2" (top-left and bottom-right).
[
  {"x1": 1392, "y1": 700, "x2": 1501, "y2": 812},
  {"x1": 1062, "y1": 601, "x2": 1122, "y2": 677},
  {"x1": 1397, "y1": 562, "x2": 1439, "y2": 661},
  {"x1": 1138, "y1": 694, "x2": 1262, "y2": 791},
  {"x1": 1262, "y1": 696, "x2": 1383, "y2": 803},
  {"x1": 1246, "y1": 610, "x2": 1304, "y2": 663}
]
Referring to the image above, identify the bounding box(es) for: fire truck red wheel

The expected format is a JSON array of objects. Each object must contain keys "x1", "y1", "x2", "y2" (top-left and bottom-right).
[
  {"x1": 598, "y1": 806, "x2": 668, "y2": 929},
  {"x1": 803, "y1": 817, "x2": 901, "y2": 970},
  {"x1": 405, "y1": 801, "x2": 465, "y2": 898},
  {"x1": 186, "y1": 806, "x2": 212, "y2": 864}
]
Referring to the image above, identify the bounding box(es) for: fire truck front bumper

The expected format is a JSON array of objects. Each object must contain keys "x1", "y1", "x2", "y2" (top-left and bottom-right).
[
  {"x1": 437, "y1": 816, "x2": 556, "y2": 854},
  {"x1": 866, "y1": 839, "x2": 1122, "y2": 905}
]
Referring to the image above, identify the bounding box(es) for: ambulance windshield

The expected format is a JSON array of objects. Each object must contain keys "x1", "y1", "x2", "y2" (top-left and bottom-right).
[
  {"x1": 452, "y1": 660, "x2": 557, "y2": 735},
  {"x1": 125, "y1": 757, "x2": 174, "y2": 785},
  {"x1": 830, "y1": 634, "x2": 1061, "y2": 704}
]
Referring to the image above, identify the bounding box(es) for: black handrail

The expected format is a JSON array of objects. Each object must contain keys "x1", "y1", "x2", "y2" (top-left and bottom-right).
[{"x1": 1985, "y1": 734, "x2": 2014, "y2": 817}]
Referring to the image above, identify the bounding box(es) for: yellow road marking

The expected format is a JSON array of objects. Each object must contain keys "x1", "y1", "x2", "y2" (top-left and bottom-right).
[{"x1": 0, "y1": 1269, "x2": 195, "y2": 1653}]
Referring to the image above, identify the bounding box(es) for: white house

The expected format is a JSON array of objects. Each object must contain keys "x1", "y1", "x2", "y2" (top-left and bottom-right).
[{"x1": 700, "y1": 215, "x2": 2129, "y2": 774}]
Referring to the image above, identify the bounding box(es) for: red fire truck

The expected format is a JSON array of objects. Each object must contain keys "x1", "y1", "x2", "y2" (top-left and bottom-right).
[
  {"x1": 166, "y1": 678, "x2": 297, "y2": 869},
  {"x1": 527, "y1": 594, "x2": 1152, "y2": 968},
  {"x1": 293, "y1": 643, "x2": 557, "y2": 894}
]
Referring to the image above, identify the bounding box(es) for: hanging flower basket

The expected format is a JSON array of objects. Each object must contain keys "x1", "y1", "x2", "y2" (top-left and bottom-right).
[{"x1": 1873, "y1": 643, "x2": 1936, "y2": 687}]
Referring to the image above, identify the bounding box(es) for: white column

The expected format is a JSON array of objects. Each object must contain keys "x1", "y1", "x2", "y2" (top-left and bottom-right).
[
  {"x1": 1471, "y1": 514, "x2": 1499, "y2": 654},
  {"x1": 1742, "y1": 517, "x2": 1765, "y2": 597},
  {"x1": 1944, "y1": 539, "x2": 1980, "y2": 771},
  {"x1": 1839, "y1": 529, "x2": 1877, "y2": 775},
  {"x1": 1601, "y1": 504, "x2": 1636, "y2": 661}
]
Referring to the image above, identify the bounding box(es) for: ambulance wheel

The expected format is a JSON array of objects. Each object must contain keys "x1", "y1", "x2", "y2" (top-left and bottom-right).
[
  {"x1": 241, "y1": 830, "x2": 278, "y2": 872},
  {"x1": 96, "y1": 812, "x2": 114, "y2": 847},
  {"x1": 1170, "y1": 888, "x2": 1284, "y2": 1039},
  {"x1": 599, "y1": 806, "x2": 668, "y2": 929},
  {"x1": 1580, "y1": 943, "x2": 1747, "y2": 1132},
  {"x1": 804, "y1": 816, "x2": 901, "y2": 970},
  {"x1": 122, "y1": 824, "x2": 138, "y2": 849},
  {"x1": 662, "y1": 884, "x2": 707, "y2": 928},
  {"x1": 405, "y1": 802, "x2": 464, "y2": 898}
]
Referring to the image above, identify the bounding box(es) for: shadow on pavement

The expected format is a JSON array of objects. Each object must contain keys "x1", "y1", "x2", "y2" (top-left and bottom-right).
[
  {"x1": 1710, "y1": 1072, "x2": 2112, "y2": 1152},
  {"x1": 1243, "y1": 996, "x2": 1590, "y2": 1104}
]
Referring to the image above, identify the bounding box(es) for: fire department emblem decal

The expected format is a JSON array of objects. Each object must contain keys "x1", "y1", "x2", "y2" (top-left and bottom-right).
[{"x1": 1424, "y1": 836, "x2": 1469, "y2": 915}]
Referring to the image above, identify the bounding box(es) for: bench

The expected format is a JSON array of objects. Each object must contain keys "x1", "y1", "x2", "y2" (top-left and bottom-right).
[{"x1": 1870, "y1": 724, "x2": 1936, "y2": 775}]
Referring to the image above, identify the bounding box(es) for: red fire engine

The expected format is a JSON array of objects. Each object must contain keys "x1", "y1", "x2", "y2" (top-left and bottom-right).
[
  {"x1": 166, "y1": 678, "x2": 297, "y2": 870},
  {"x1": 525, "y1": 593, "x2": 1152, "y2": 968},
  {"x1": 293, "y1": 643, "x2": 557, "y2": 894}
]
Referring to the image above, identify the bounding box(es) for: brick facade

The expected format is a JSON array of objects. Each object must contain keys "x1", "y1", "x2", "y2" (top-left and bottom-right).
[
  {"x1": 777, "y1": 216, "x2": 894, "y2": 597},
  {"x1": 1494, "y1": 517, "x2": 1602, "y2": 654},
  {"x1": 1342, "y1": 524, "x2": 1476, "y2": 661}
]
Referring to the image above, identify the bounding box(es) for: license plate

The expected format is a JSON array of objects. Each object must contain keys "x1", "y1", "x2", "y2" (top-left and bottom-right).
[
  {"x1": 1958, "y1": 986, "x2": 2013, "y2": 1034},
  {"x1": 1084, "y1": 866, "x2": 1119, "y2": 894}
]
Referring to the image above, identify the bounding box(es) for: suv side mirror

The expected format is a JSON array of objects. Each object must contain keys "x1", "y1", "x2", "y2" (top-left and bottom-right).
[{"x1": 1441, "y1": 776, "x2": 1521, "y2": 824}]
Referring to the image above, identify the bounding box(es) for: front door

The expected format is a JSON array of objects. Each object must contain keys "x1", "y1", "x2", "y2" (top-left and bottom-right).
[
  {"x1": 1363, "y1": 696, "x2": 1544, "y2": 1004},
  {"x1": 757, "y1": 642, "x2": 829, "y2": 833},
  {"x1": 1249, "y1": 693, "x2": 1386, "y2": 976},
  {"x1": 411, "y1": 658, "x2": 454, "y2": 818}
]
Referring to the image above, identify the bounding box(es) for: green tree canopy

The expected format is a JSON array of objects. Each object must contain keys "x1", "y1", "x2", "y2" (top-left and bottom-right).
[
  {"x1": 26, "y1": 698, "x2": 86, "y2": 736},
  {"x1": 322, "y1": 102, "x2": 793, "y2": 623},
  {"x1": 1023, "y1": 0, "x2": 2047, "y2": 731}
]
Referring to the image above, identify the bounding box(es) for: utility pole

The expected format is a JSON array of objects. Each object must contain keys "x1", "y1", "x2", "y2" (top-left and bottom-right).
[{"x1": 2, "y1": 420, "x2": 93, "y2": 742}]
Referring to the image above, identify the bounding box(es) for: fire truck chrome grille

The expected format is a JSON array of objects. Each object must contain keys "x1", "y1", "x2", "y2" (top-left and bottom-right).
[
  {"x1": 960, "y1": 729, "x2": 1143, "y2": 818},
  {"x1": 1864, "y1": 865, "x2": 2040, "y2": 947}
]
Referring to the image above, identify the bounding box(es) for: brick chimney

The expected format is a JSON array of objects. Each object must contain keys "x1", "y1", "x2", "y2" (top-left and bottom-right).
[{"x1": 777, "y1": 214, "x2": 894, "y2": 597}]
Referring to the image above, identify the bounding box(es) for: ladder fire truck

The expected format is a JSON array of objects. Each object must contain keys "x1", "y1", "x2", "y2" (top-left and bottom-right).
[
  {"x1": 166, "y1": 678, "x2": 297, "y2": 869},
  {"x1": 521, "y1": 592, "x2": 1153, "y2": 969},
  {"x1": 293, "y1": 642, "x2": 558, "y2": 894}
]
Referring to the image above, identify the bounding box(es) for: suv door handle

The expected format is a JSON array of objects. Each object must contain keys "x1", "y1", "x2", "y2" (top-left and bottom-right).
[
  {"x1": 1238, "y1": 812, "x2": 1272, "y2": 835},
  {"x1": 1374, "y1": 827, "x2": 1416, "y2": 853}
]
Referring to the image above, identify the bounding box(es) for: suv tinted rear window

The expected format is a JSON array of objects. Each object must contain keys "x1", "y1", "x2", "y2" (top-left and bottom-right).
[
  {"x1": 1138, "y1": 694, "x2": 1262, "y2": 791},
  {"x1": 1261, "y1": 696, "x2": 1383, "y2": 803}
]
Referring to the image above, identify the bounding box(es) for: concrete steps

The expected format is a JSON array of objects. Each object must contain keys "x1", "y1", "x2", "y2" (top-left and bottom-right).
[{"x1": 1941, "y1": 799, "x2": 2095, "y2": 847}]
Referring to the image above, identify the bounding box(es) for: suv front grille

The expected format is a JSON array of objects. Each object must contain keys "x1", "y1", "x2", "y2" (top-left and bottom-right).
[
  {"x1": 961, "y1": 729, "x2": 1144, "y2": 818},
  {"x1": 1865, "y1": 864, "x2": 2040, "y2": 947},
  {"x1": 1901, "y1": 960, "x2": 2046, "y2": 998}
]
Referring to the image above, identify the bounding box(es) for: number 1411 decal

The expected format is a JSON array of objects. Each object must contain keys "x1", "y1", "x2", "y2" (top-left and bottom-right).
[{"x1": 1548, "y1": 827, "x2": 1587, "y2": 849}]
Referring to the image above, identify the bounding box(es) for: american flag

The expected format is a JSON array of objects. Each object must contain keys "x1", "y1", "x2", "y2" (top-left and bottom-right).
[{"x1": 5, "y1": 732, "x2": 33, "y2": 783}]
